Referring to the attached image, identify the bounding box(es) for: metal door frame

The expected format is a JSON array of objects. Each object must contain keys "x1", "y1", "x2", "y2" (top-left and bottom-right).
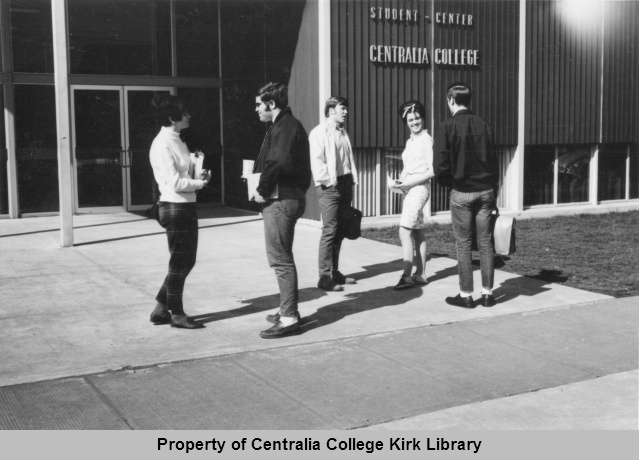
[{"x1": 71, "y1": 85, "x2": 174, "y2": 213}]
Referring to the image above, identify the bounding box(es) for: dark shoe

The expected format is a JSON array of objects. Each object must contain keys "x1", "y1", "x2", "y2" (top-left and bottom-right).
[
  {"x1": 318, "y1": 275, "x2": 344, "y2": 291},
  {"x1": 394, "y1": 275, "x2": 415, "y2": 290},
  {"x1": 150, "y1": 311, "x2": 171, "y2": 325},
  {"x1": 170, "y1": 315, "x2": 205, "y2": 329},
  {"x1": 481, "y1": 294, "x2": 496, "y2": 307},
  {"x1": 332, "y1": 271, "x2": 356, "y2": 285},
  {"x1": 260, "y1": 320, "x2": 301, "y2": 339},
  {"x1": 445, "y1": 294, "x2": 476, "y2": 309},
  {"x1": 266, "y1": 311, "x2": 300, "y2": 324}
]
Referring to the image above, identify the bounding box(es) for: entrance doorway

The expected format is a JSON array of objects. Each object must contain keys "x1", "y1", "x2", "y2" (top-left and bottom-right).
[{"x1": 71, "y1": 86, "x2": 173, "y2": 212}]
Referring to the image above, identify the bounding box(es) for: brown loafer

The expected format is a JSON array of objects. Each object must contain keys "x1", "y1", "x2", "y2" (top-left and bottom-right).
[
  {"x1": 150, "y1": 312, "x2": 171, "y2": 325},
  {"x1": 260, "y1": 320, "x2": 301, "y2": 339}
]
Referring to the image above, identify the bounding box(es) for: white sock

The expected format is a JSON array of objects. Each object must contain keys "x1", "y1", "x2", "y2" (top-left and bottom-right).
[
  {"x1": 460, "y1": 291, "x2": 473, "y2": 298},
  {"x1": 481, "y1": 288, "x2": 493, "y2": 295},
  {"x1": 279, "y1": 315, "x2": 298, "y2": 326}
]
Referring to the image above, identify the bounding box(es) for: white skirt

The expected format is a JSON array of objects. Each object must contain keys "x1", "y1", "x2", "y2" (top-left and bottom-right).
[{"x1": 399, "y1": 184, "x2": 430, "y2": 229}]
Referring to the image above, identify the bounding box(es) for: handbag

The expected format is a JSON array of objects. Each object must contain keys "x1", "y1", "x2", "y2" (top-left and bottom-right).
[
  {"x1": 146, "y1": 201, "x2": 161, "y2": 224},
  {"x1": 471, "y1": 208, "x2": 516, "y2": 255},
  {"x1": 493, "y1": 214, "x2": 516, "y2": 255},
  {"x1": 339, "y1": 205, "x2": 363, "y2": 240}
]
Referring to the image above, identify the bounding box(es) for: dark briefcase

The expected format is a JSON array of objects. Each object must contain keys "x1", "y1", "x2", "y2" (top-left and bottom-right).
[{"x1": 339, "y1": 205, "x2": 363, "y2": 240}]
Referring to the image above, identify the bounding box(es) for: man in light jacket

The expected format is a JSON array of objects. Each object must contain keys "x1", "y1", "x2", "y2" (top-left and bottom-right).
[{"x1": 308, "y1": 96, "x2": 359, "y2": 292}]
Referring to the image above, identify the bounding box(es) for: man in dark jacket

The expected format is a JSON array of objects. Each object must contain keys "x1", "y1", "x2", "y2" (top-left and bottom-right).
[
  {"x1": 253, "y1": 82, "x2": 312, "y2": 338},
  {"x1": 434, "y1": 82, "x2": 499, "y2": 309}
]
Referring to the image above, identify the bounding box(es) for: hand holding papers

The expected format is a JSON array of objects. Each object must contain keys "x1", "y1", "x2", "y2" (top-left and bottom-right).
[
  {"x1": 243, "y1": 159, "x2": 278, "y2": 201},
  {"x1": 387, "y1": 174, "x2": 405, "y2": 195}
]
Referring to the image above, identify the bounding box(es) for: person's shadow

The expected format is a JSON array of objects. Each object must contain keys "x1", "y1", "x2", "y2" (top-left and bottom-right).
[
  {"x1": 299, "y1": 283, "x2": 425, "y2": 334},
  {"x1": 491, "y1": 269, "x2": 563, "y2": 304},
  {"x1": 192, "y1": 288, "x2": 328, "y2": 324}
]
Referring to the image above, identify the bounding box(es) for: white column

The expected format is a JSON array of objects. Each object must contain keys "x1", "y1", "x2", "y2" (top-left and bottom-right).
[
  {"x1": 51, "y1": 0, "x2": 74, "y2": 247},
  {"x1": 510, "y1": 0, "x2": 527, "y2": 212},
  {"x1": 1, "y1": 0, "x2": 18, "y2": 218},
  {"x1": 318, "y1": 0, "x2": 331, "y2": 120},
  {"x1": 590, "y1": 144, "x2": 599, "y2": 205}
]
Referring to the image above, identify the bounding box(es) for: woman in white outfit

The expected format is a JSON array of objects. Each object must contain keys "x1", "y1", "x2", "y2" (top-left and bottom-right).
[{"x1": 393, "y1": 101, "x2": 435, "y2": 290}]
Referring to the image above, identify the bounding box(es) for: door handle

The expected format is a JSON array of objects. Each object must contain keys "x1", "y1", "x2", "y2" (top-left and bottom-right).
[{"x1": 119, "y1": 149, "x2": 126, "y2": 167}]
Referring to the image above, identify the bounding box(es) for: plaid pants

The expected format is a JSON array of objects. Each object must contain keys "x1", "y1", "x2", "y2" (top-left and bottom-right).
[{"x1": 156, "y1": 202, "x2": 198, "y2": 314}]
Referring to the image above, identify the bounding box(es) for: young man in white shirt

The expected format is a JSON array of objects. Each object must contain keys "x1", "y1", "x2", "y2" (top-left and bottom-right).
[{"x1": 308, "y1": 97, "x2": 359, "y2": 291}]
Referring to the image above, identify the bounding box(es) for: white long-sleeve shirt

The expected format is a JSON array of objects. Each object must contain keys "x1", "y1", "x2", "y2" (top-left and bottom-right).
[
  {"x1": 308, "y1": 122, "x2": 358, "y2": 187},
  {"x1": 149, "y1": 126, "x2": 204, "y2": 203}
]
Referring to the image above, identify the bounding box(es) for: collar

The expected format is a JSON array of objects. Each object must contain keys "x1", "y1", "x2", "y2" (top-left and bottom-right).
[
  {"x1": 410, "y1": 129, "x2": 428, "y2": 140},
  {"x1": 161, "y1": 125, "x2": 181, "y2": 138},
  {"x1": 272, "y1": 107, "x2": 292, "y2": 125},
  {"x1": 325, "y1": 120, "x2": 344, "y2": 133},
  {"x1": 453, "y1": 108, "x2": 473, "y2": 117}
]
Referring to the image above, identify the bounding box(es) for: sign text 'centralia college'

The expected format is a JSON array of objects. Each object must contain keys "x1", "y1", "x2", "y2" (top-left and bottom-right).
[{"x1": 368, "y1": 4, "x2": 480, "y2": 67}]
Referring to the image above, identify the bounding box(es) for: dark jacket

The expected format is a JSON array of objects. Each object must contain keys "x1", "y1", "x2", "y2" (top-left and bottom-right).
[
  {"x1": 254, "y1": 107, "x2": 312, "y2": 197},
  {"x1": 433, "y1": 109, "x2": 499, "y2": 194}
]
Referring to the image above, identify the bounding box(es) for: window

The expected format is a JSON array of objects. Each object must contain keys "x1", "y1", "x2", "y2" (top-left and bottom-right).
[
  {"x1": 557, "y1": 146, "x2": 590, "y2": 203},
  {"x1": 598, "y1": 144, "x2": 627, "y2": 201},
  {"x1": 10, "y1": 0, "x2": 54, "y2": 73},
  {"x1": 68, "y1": 0, "x2": 171, "y2": 76},
  {"x1": 14, "y1": 85, "x2": 58, "y2": 213},
  {"x1": 175, "y1": 0, "x2": 219, "y2": 77},
  {"x1": 0, "y1": 89, "x2": 6, "y2": 214},
  {"x1": 524, "y1": 146, "x2": 555, "y2": 206},
  {"x1": 630, "y1": 145, "x2": 639, "y2": 199},
  {"x1": 177, "y1": 87, "x2": 221, "y2": 203}
]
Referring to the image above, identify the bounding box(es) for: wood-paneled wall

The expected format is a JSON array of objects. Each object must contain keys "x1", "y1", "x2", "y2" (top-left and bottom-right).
[
  {"x1": 525, "y1": 0, "x2": 602, "y2": 145},
  {"x1": 331, "y1": 0, "x2": 433, "y2": 149},
  {"x1": 433, "y1": 0, "x2": 520, "y2": 146},
  {"x1": 601, "y1": 0, "x2": 638, "y2": 143}
]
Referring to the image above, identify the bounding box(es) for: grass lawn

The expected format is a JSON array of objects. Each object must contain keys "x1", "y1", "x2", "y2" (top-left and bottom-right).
[{"x1": 361, "y1": 210, "x2": 639, "y2": 298}]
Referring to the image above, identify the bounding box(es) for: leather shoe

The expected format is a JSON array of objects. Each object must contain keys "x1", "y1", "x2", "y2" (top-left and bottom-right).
[
  {"x1": 260, "y1": 320, "x2": 301, "y2": 339},
  {"x1": 266, "y1": 311, "x2": 300, "y2": 324},
  {"x1": 318, "y1": 275, "x2": 344, "y2": 291},
  {"x1": 481, "y1": 294, "x2": 496, "y2": 307},
  {"x1": 332, "y1": 271, "x2": 356, "y2": 285},
  {"x1": 170, "y1": 316, "x2": 205, "y2": 329},
  {"x1": 445, "y1": 294, "x2": 476, "y2": 309},
  {"x1": 150, "y1": 311, "x2": 171, "y2": 325}
]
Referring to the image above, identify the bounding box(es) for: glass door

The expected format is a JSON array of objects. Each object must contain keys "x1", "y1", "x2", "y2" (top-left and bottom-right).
[
  {"x1": 124, "y1": 88, "x2": 173, "y2": 210},
  {"x1": 72, "y1": 86, "x2": 173, "y2": 212},
  {"x1": 72, "y1": 87, "x2": 126, "y2": 212}
]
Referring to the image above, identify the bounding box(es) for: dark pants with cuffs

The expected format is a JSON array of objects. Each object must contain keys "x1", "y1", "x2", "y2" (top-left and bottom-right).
[
  {"x1": 318, "y1": 174, "x2": 353, "y2": 278},
  {"x1": 156, "y1": 202, "x2": 198, "y2": 314}
]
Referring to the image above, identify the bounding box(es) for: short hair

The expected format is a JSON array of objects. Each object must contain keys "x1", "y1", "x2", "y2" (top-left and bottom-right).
[
  {"x1": 324, "y1": 96, "x2": 348, "y2": 118},
  {"x1": 398, "y1": 100, "x2": 426, "y2": 125},
  {"x1": 257, "y1": 82, "x2": 289, "y2": 110},
  {"x1": 152, "y1": 93, "x2": 188, "y2": 127},
  {"x1": 446, "y1": 82, "x2": 472, "y2": 106}
]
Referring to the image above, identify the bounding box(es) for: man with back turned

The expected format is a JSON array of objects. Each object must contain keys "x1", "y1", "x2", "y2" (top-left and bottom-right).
[{"x1": 434, "y1": 82, "x2": 499, "y2": 309}]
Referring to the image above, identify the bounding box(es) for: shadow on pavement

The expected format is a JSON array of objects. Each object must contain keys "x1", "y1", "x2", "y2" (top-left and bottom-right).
[
  {"x1": 300, "y1": 283, "x2": 425, "y2": 334},
  {"x1": 194, "y1": 287, "x2": 328, "y2": 324}
]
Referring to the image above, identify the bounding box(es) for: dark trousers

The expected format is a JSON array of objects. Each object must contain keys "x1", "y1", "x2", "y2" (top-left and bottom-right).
[
  {"x1": 317, "y1": 174, "x2": 354, "y2": 277},
  {"x1": 156, "y1": 202, "x2": 198, "y2": 314},
  {"x1": 450, "y1": 189, "x2": 495, "y2": 293},
  {"x1": 262, "y1": 188, "x2": 306, "y2": 318}
]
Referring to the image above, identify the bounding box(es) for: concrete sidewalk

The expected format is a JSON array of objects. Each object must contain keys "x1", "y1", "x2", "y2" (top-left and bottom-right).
[{"x1": 0, "y1": 208, "x2": 636, "y2": 429}]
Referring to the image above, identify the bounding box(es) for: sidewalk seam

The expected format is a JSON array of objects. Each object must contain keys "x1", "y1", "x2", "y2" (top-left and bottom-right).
[{"x1": 84, "y1": 377, "x2": 135, "y2": 430}]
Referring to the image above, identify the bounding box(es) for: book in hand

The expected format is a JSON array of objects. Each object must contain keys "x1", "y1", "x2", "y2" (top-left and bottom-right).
[
  {"x1": 246, "y1": 173, "x2": 278, "y2": 201},
  {"x1": 387, "y1": 175, "x2": 404, "y2": 194}
]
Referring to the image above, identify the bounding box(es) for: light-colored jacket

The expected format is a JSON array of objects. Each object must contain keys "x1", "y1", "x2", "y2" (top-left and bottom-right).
[{"x1": 308, "y1": 122, "x2": 358, "y2": 187}]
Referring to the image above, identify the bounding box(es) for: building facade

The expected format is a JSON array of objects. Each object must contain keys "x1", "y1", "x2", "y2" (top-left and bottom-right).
[{"x1": 0, "y1": 0, "x2": 637, "y2": 245}]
